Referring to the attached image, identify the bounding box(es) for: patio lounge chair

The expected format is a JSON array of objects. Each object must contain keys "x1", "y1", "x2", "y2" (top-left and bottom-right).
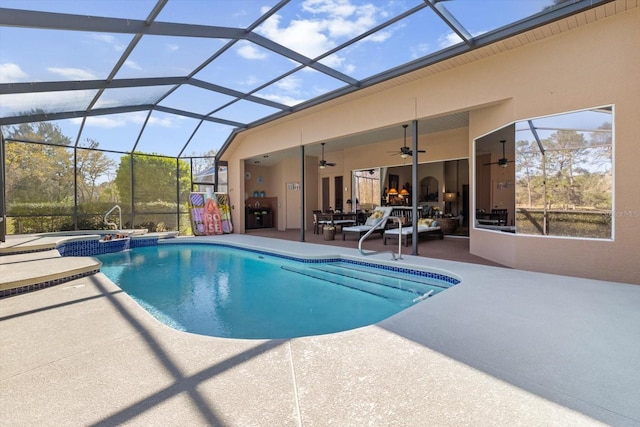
[
  {"x1": 383, "y1": 218, "x2": 444, "y2": 247},
  {"x1": 342, "y1": 206, "x2": 393, "y2": 240}
]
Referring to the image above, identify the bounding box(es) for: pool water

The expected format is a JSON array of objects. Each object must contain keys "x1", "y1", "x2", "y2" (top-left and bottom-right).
[{"x1": 96, "y1": 244, "x2": 453, "y2": 339}]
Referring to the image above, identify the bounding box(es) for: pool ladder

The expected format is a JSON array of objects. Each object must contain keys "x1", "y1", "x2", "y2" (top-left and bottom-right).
[
  {"x1": 104, "y1": 205, "x2": 122, "y2": 230},
  {"x1": 358, "y1": 216, "x2": 403, "y2": 260}
]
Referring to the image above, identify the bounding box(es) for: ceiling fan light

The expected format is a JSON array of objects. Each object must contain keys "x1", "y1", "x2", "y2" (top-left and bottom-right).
[
  {"x1": 319, "y1": 164, "x2": 325, "y2": 169},
  {"x1": 500, "y1": 162, "x2": 508, "y2": 168},
  {"x1": 400, "y1": 153, "x2": 409, "y2": 159}
]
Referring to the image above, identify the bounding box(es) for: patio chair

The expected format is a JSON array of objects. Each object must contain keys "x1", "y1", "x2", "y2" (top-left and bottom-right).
[{"x1": 342, "y1": 206, "x2": 393, "y2": 240}]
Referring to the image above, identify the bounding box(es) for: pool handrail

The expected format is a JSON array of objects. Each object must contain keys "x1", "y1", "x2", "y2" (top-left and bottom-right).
[
  {"x1": 358, "y1": 216, "x2": 402, "y2": 260},
  {"x1": 104, "y1": 205, "x2": 122, "y2": 230}
]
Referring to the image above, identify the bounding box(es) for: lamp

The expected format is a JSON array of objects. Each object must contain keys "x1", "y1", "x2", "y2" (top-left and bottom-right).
[
  {"x1": 399, "y1": 188, "x2": 409, "y2": 196},
  {"x1": 444, "y1": 192, "x2": 457, "y2": 215},
  {"x1": 388, "y1": 188, "x2": 398, "y2": 195}
]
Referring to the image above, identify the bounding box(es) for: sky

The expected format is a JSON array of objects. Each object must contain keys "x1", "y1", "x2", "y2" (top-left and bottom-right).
[{"x1": 0, "y1": 0, "x2": 562, "y2": 157}]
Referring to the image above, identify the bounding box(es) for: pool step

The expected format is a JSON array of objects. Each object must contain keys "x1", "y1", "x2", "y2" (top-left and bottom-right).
[
  {"x1": 317, "y1": 262, "x2": 451, "y2": 294},
  {"x1": 281, "y1": 265, "x2": 415, "y2": 302},
  {"x1": 0, "y1": 250, "x2": 101, "y2": 298}
]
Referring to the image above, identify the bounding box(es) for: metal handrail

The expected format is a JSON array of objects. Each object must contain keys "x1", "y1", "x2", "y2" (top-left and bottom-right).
[
  {"x1": 358, "y1": 216, "x2": 403, "y2": 260},
  {"x1": 104, "y1": 204, "x2": 122, "y2": 230}
]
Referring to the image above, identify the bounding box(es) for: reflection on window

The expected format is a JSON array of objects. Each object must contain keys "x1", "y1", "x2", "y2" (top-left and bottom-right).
[{"x1": 475, "y1": 106, "x2": 613, "y2": 239}]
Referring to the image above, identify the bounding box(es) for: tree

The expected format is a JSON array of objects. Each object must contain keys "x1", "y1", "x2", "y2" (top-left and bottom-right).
[
  {"x1": 4, "y1": 122, "x2": 74, "y2": 204},
  {"x1": 115, "y1": 153, "x2": 190, "y2": 205},
  {"x1": 76, "y1": 139, "x2": 117, "y2": 203}
]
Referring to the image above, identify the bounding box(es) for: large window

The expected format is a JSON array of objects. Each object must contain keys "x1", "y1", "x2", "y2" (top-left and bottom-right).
[{"x1": 475, "y1": 106, "x2": 613, "y2": 239}]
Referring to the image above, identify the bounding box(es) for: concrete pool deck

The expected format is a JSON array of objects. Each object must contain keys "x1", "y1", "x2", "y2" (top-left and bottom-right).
[{"x1": 1, "y1": 234, "x2": 639, "y2": 426}]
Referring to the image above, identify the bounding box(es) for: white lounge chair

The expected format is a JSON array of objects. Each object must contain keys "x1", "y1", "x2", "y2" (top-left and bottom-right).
[
  {"x1": 383, "y1": 219, "x2": 444, "y2": 247},
  {"x1": 342, "y1": 206, "x2": 393, "y2": 240}
]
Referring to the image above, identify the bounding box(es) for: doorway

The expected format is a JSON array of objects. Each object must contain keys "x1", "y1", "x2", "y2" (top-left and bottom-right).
[{"x1": 334, "y1": 176, "x2": 343, "y2": 211}]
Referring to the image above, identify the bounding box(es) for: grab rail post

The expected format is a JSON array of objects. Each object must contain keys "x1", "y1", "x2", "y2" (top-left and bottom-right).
[
  {"x1": 358, "y1": 216, "x2": 403, "y2": 260},
  {"x1": 104, "y1": 204, "x2": 122, "y2": 230}
]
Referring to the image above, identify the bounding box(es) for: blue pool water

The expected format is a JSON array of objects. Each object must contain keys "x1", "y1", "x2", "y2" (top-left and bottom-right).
[{"x1": 96, "y1": 244, "x2": 455, "y2": 339}]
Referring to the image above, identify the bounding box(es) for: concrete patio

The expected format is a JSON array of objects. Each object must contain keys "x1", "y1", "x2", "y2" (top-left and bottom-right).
[{"x1": 1, "y1": 234, "x2": 639, "y2": 426}]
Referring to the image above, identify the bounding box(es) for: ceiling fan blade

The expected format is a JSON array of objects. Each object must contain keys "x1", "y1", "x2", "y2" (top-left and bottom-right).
[
  {"x1": 327, "y1": 162, "x2": 336, "y2": 166},
  {"x1": 416, "y1": 149, "x2": 426, "y2": 153}
]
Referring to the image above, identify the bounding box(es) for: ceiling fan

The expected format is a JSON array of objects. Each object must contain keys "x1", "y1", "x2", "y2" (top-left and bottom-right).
[
  {"x1": 483, "y1": 140, "x2": 514, "y2": 168},
  {"x1": 389, "y1": 124, "x2": 425, "y2": 158},
  {"x1": 319, "y1": 142, "x2": 336, "y2": 169}
]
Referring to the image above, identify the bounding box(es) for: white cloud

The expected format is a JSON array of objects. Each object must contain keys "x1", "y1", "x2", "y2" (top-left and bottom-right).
[
  {"x1": 258, "y1": 0, "x2": 382, "y2": 69},
  {"x1": 47, "y1": 67, "x2": 97, "y2": 80},
  {"x1": 91, "y1": 34, "x2": 115, "y2": 44},
  {"x1": 275, "y1": 76, "x2": 302, "y2": 93},
  {"x1": 438, "y1": 32, "x2": 464, "y2": 49},
  {"x1": 366, "y1": 29, "x2": 392, "y2": 43},
  {"x1": 148, "y1": 114, "x2": 181, "y2": 128},
  {"x1": 0, "y1": 63, "x2": 29, "y2": 83},
  {"x1": 410, "y1": 43, "x2": 431, "y2": 59},
  {"x1": 81, "y1": 111, "x2": 149, "y2": 128},
  {"x1": 124, "y1": 60, "x2": 142, "y2": 70},
  {"x1": 238, "y1": 75, "x2": 260, "y2": 87},
  {"x1": 90, "y1": 33, "x2": 125, "y2": 52},
  {"x1": 166, "y1": 43, "x2": 179, "y2": 52},
  {"x1": 260, "y1": 93, "x2": 305, "y2": 107},
  {"x1": 236, "y1": 42, "x2": 267, "y2": 60},
  {"x1": 260, "y1": 15, "x2": 332, "y2": 59},
  {"x1": 255, "y1": 0, "x2": 389, "y2": 76},
  {"x1": 439, "y1": 30, "x2": 487, "y2": 49}
]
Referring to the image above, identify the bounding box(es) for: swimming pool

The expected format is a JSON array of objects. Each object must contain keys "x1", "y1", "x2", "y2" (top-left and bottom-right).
[{"x1": 97, "y1": 243, "x2": 458, "y2": 339}]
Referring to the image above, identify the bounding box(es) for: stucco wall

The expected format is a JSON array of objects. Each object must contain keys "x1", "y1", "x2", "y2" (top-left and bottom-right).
[{"x1": 224, "y1": 5, "x2": 639, "y2": 284}]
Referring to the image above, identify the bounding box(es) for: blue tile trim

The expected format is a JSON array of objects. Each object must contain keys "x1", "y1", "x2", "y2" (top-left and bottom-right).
[
  {"x1": 56, "y1": 237, "x2": 159, "y2": 257},
  {"x1": 160, "y1": 241, "x2": 460, "y2": 285},
  {"x1": 0, "y1": 269, "x2": 100, "y2": 299},
  {"x1": 0, "y1": 247, "x2": 53, "y2": 256}
]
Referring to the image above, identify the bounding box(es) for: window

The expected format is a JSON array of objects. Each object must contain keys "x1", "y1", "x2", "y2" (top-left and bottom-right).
[{"x1": 475, "y1": 106, "x2": 613, "y2": 239}]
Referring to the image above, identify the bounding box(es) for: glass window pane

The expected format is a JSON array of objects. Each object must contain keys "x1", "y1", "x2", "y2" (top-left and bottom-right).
[{"x1": 476, "y1": 106, "x2": 613, "y2": 240}]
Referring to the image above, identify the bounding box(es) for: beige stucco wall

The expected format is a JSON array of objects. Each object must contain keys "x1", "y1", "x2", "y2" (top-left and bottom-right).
[{"x1": 223, "y1": 4, "x2": 639, "y2": 284}]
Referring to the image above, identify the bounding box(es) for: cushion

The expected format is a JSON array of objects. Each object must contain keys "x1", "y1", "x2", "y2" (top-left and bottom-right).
[
  {"x1": 365, "y1": 209, "x2": 385, "y2": 226},
  {"x1": 431, "y1": 220, "x2": 440, "y2": 227},
  {"x1": 417, "y1": 218, "x2": 433, "y2": 226}
]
